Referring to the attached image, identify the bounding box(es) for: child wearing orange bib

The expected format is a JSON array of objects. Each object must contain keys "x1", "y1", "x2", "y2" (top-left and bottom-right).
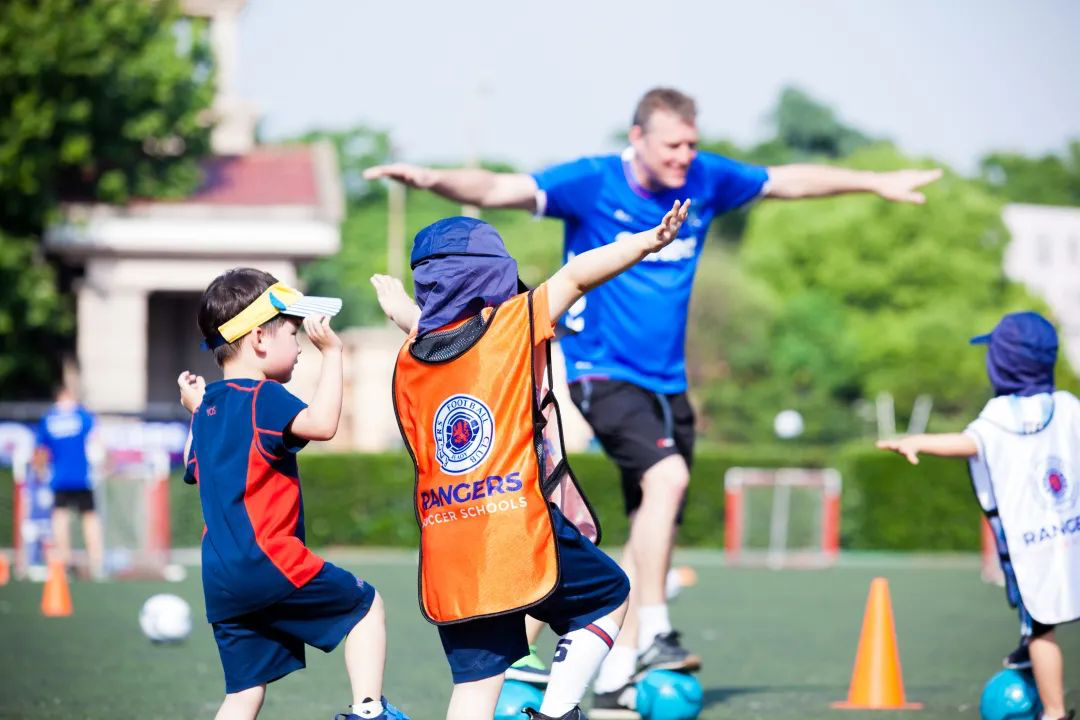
[{"x1": 380, "y1": 200, "x2": 689, "y2": 720}]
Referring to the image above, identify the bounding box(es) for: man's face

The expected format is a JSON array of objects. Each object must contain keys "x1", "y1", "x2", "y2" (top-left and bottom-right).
[{"x1": 629, "y1": 109, "x2": 699, "y2": 190}]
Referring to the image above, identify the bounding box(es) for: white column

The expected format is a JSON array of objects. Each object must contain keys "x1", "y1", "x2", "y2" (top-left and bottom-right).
[{"x1": 77, "y1": 282, "x2": 148, "y2": 413}]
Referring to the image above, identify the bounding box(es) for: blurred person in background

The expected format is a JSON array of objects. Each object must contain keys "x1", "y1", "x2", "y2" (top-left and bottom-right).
[{"x1": 33, "y1": 384, "x2": 104, "y2": 579}]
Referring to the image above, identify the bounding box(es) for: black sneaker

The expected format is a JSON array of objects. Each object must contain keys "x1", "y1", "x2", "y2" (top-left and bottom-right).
[
  {"x1": 1003, "y1": 642, "x2": 1031, "y2": 670},
  {"x1": 522, "y1": 707, "x2": 585, "y2": 720},
  {"x1": 590, "y1": 684, "x2": 641, "y2": 719},
  {"x1": 637, "y1": 631, "x2": 701, "y2": 673}
]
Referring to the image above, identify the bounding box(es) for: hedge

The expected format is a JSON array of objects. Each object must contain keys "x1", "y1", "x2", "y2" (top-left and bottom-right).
[{"x1": 2, "y1": 445, "x2": 982, "y2": 552}]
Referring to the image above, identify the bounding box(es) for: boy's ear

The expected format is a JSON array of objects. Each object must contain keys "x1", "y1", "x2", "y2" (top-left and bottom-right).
[{"x1": 248, "y1": 325, "x2": 268, "y2": 354}]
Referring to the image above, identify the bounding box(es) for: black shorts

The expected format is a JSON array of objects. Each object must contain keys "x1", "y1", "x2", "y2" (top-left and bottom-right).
[
  {"x1": 52, "y1": 489, "x2": 95, "y2": 513},
  {"x1": 569, "y1": 379, "x2": 695, "y2": 516}
]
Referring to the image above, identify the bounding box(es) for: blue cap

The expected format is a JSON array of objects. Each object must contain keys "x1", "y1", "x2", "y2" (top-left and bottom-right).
[
  {"x1": 410, "y1": 217, "x2": 510, "y2": 269},
  {"x1": 970, "y1": 311, "x2": 1058, "y2": 361},
  {"x1": 971, "y1": 311, "x2": 1058, "y2": 397}
]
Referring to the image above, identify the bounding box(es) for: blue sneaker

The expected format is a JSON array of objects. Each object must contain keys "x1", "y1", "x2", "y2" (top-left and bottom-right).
[{"x1": 335, "y1": 697, "x2": 411, "y2": 720}]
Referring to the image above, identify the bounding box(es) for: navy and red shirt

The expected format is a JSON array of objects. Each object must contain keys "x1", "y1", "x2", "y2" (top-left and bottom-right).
[{"x1": 184, "y1": 378, "x2": 324, "y2": 622}]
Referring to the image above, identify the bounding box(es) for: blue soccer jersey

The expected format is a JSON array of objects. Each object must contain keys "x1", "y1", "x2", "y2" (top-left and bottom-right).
[
  {"x1": 185, "y1": 378, "x2": 323, "y2": 622},
  {"x1": 532, "y1": 149, "x2": 768, "y2": 393},
  {"x1": 35, "y1": 405, "x2": 95, "y2": 491}
]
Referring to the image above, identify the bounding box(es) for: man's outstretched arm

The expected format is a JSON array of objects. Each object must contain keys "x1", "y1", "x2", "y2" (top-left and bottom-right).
[
  {"x1": 362, "y1": 163, "x2": 539, "y2": 211},
  {"x1": 765, "y1": 165, "x2": 943, "y2": 204}
]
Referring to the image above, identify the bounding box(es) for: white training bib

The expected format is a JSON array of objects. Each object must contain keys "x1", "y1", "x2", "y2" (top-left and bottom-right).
[{"x1": 966, "y1": 391, "x2": 1080, "y2": 625}]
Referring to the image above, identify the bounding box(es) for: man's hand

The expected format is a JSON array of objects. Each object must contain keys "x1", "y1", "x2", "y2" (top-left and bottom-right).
[
  {"x1": 303, "y1": 315, "x2": 342, "y2": 353},
  {"x1": 177, "y1": 371, "x2": 206, "y2": 413},
  {"x1": 876, "y1": 437, "x2": 922, "y2": 465},
  {"x1": 873, "y1": 168, "x2": 944, "y2": 204},
  {"x1": 363, "y1": 163, "x2": 437, "y2": 189},
  {"x1": 371, "y1": 274, "x2": 420, "y2": 334},
  {"x1": 643, "y1": 199, "x2": 691, "y2": 253}
]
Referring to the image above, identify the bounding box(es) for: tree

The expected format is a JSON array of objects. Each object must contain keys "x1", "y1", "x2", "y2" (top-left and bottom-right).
[
  {"x1": 771, "y1": 86, "x2": 877, "y2": 160},
  {"x1": 732, "y1": 145, "x2": 1043, "y2": 437},
  {"x1": 979, "y1": 141, "x2": 1080, "y2": 206},
  {"x1": 0, "y1": 0, "x2": 213, "y2": 397}
]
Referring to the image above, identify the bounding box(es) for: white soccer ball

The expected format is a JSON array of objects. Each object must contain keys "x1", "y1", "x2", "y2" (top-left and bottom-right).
[
  {"x1": 139, "y1": 593, "x2": 192, "y2": 643},
  {"x1": 773, "y1": 409, "x2": 805, "y2": 439}
]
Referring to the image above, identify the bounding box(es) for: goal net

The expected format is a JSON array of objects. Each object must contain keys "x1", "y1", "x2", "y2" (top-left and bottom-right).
[
  {"x1": 98, "y1": 448, "x2": 172, "y2": 579},
  {"x1": 13, "y1": 447, "x2": 172, "y2": 579},
  {"x1": 724, "y1": 467, "x2": 841, "y2": 569}
]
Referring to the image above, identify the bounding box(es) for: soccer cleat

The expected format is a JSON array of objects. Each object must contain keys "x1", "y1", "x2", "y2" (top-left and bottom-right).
[
  {"x1": 506, "y1": 644, "x2": 550, "y2": 684},
  {"x1": 522, "y1": 707, "x2": 586, "y2": 720},
  {"x1": 334, "y1": 697, "x2": 411, "y2": 720},
  {"x1": 637, "y1": 631, "x2": 701, "y2": 673},
  {"x1": 590, "y1": 684, "x2": 641, "y2": 719},
  {"x1": 1002, "y1": 642, "x2": 1031, "y2": 670}
]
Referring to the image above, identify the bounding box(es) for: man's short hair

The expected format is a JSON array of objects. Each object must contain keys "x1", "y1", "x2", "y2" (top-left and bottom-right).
[
  {"x1": 632, "y1": 87, "x2": 697, "y2": 130},
  {"x1": 198, "y1": 267, "x2": 289, "y2": 367}
]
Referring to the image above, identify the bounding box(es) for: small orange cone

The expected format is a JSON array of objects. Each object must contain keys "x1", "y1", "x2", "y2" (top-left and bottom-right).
[
  {"x1": 41, "y1": 560, "x2": 73, "y2": 617},
  {"x1": 0, "y1": 552, "x2": 9, "y2": 586},
  {"x1": 832, "y1": 577, "x2": 921, "y2": 710}
]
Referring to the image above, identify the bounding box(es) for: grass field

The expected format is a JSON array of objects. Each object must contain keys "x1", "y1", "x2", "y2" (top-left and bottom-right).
[{"x1": 1, "y1": 551, "x2": 1076, "y2": 719}]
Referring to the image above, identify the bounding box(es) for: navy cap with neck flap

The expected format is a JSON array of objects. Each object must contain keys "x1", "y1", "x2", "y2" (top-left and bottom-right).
[
  {"x1": 970, "y1": 311, "x2": 1058, "y2": 397},
  {"x1": 411, "y1": 217, "x2": 520, "y2": 336}
]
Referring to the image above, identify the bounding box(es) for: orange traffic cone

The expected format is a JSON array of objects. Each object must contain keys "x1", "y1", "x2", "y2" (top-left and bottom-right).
[
  {"x1": 832, "y1": 577, "x2": 921, "y2": 710},
  {"x1": 41, "y1": 560, "x2": 73, "y2": 617},
  {"x1": 0, "y1": 552, "x2": 9, "y2": 586}
]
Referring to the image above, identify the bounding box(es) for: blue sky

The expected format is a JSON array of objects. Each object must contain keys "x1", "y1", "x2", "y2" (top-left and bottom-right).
[{"x1": 236, "y1": 0, "x2": 1080, "y2": 173}]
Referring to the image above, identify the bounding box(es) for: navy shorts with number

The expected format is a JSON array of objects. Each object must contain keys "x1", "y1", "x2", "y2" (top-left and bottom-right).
[
  {"x1": 437, "y1": 507, "x2": 629, "y2": 683},
  {"x1": 569, "y1": 378, "x2": 695, "y2": 516},
  {"x1": 212, "y1": 562, "x2": 376, "y2": 693}
]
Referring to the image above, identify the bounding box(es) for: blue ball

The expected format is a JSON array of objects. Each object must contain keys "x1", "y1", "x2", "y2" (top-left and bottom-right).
[
  {"x1": 635, "y1": 670, "x2": 704, "y2": 720},
  {"x1": 495, "y1": 680, "x2": 544, "y2": 720},
  {"x1": 980, "y1": 669, "x2": 1042, "y2": 720}
]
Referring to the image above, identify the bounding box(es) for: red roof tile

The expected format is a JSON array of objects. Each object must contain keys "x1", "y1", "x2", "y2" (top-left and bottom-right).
[{"x1": 189, "y1": 145, "x2": 319, "y2": 206}]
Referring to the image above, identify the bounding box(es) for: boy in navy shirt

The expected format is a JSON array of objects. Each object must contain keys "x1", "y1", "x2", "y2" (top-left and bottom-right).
[{"x1": 178, "y1": 268, "x2": 408, "y2": 720}]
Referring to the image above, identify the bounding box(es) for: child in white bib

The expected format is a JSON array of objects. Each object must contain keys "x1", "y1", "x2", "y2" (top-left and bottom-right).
[{"x1": 878, "y1": 312, "x2": 1076, "y2": 720}]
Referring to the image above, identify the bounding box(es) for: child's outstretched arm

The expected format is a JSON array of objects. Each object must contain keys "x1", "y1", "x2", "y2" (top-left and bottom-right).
[
  {"x1": 876, "y1": 433, "x2": 978, "y2": 465},
  {"x1": 546, "y1": 199, "x2": 690, "y2": 319},
  {"x1": 288, "y1": 316, "x2": 343, "y2": 442},
  {"x1": 371, "y1": 274, "x2": 420, "y2": 334}
]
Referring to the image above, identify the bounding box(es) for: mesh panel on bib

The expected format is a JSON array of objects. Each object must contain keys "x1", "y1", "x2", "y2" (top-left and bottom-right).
[{"x1": 411, "y1": 313, "x2": 490, "y2": 363}]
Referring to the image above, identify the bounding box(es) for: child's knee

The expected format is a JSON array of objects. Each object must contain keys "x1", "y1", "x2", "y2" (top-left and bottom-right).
[
  {"x1": 368, "y1": 589, "x2": 385, "y2": 617},
  {"x1": 610, "y1": 596, "x2": 630, "y2": 625}
]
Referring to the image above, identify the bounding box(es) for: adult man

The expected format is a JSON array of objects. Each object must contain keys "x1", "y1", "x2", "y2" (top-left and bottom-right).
[
  {"x1": 364, "y1": 87, "x2": 941, "y2": 714},
  {"x1": 34, "y1": 384, "x2": 104, "y2": 579}
]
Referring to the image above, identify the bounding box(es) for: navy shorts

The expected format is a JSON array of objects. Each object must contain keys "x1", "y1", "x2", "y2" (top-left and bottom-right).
[
  {"x1": 212, "y1": 562, "x2": 376, "y2": 693},
  {"x1": 570, "y1": 379, "x2": 695, "y2": 517},
  {"x1": 52, "y1": 489, "x2": 95, "y2": 513},
  {"x1": 437, "y1": 507, "x2": 630, "y2": 683}
]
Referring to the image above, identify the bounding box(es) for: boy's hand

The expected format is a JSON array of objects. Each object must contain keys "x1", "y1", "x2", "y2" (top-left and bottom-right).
[
  {"x1": 177, "y1": 371, "x2": 206, "y2": 413},
  {"x1": 303, "y1": 315, "x2": 342, "y2": 353},
  {"x1": 876, "y1": 437, "x2": 921, "y2": 465},
  {"x1": 644, "y1": 199, "x2": 691, "y2": 253}
]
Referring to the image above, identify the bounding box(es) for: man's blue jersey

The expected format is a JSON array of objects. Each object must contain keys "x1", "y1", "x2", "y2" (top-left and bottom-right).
[
  {"x1": 35, "y1": 405, "x2": 95, "y2": 491},
  {"x1": 532, "y1": 149, "x2": 768, "y2": 394}
]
